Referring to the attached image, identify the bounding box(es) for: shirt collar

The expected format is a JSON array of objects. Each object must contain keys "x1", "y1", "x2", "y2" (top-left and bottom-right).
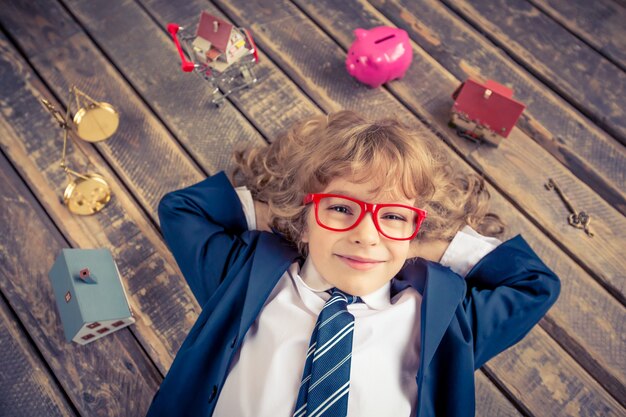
[{"x1": 298, "y1": 257, "x2": 392, "y2": 310}]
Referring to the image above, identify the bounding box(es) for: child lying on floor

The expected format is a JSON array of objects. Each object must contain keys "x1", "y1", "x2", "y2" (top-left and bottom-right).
[{"x1": 147, "y1": 110, "x2": 560, "y2": 417}]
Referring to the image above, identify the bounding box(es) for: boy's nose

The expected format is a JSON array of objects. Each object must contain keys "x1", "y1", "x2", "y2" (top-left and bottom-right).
[{"x1": 350, "y1": 213, "x2": 380, "y2": 245}]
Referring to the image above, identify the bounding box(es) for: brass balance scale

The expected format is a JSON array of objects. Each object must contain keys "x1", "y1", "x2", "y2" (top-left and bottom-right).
[{"x1": 40, "y1": 86, "x2": 119, "y2": 215}]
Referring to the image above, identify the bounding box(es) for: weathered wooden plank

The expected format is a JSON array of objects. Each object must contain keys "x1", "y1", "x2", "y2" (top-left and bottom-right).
[
  {"x1": 0, "y1": 148, "x2": 161, "y2": 416},
  {"x1": 0, "y1": 2, "x2": 202, "y2": 212},
  {"x1": 528, "y1": 0, "x2": 626, "y2": 71},
  {"x1": 369, "y1": 0, "x2": 626, "y2": 217},
  {"x1": 132, "y1": 0, "x2": 320, "y2": 140},
  {"x1": 486, "y1": 325, "x2": 624, "y2": 416},
  {"x1": 441, "y1": 0, "x2": 626, "y2": 145},
  {"x1": 484, "y1": 182, "x2": 626, "y2": 407},
  {"x1": 0, "y1": 291, "x2": 76, "y2": 417},
  {"x1": 0, "y1": 25, "x2": 198, "y2": 375},
  {"x1": 216, "y1": 0, "x2": 626, "y2": 408},
  {"x1": 58, "y1": 0, "x2": 313, "y2": 175},
  {"x1": 59, "y1": 0, "x2": 268, "y2": 174},
  {"x1": 474, "y1": 371, "x2": 523, "y2": 417}
]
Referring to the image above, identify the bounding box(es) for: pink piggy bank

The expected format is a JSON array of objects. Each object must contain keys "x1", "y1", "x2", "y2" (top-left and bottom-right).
[{"x1": 346, "y1": 26, "x2": 413, "y2": 88}]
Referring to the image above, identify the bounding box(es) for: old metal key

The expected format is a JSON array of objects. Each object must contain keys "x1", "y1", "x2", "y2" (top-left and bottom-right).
[{"x1": 545, "y1": 179, "x2": 594, "y2": 237}]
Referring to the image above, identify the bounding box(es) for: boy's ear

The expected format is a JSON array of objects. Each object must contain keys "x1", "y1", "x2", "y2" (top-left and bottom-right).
[
  {"x1": 301, "y1": 229, "x2": 309, "y2": 243},
  {"x1": 300, "y1": 207, "x2": 311, "y2": 243}
]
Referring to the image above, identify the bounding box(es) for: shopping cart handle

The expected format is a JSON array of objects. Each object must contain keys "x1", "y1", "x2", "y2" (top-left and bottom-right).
[
  {"x1": 167, "y1": 23, "x2": 195, "y2": 72},
  {"x1": 243, "y1": 28, "x2": 259, "y2": 63}
]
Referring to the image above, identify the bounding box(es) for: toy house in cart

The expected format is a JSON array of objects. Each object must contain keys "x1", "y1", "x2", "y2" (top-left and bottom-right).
[
  {"x1": 48, "y1": 248, "x2": 135, "y2": 345},
  {"x1": 450, "y1": 79, "x2": 526, "y2": 146},
  {"x1": 192, "y1": 11, "x2": 253, "y2": 72},
  {"x1": 167, "y1": 11, "x2": 259, "y2": 105}
]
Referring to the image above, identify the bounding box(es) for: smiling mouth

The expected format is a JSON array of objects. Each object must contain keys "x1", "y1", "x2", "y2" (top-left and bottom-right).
[{"x1": 336, "y1": 254, "x2": 384, "y2": 271}]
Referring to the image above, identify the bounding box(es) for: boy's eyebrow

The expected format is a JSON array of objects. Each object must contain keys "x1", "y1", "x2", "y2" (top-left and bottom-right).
[
  {"x1": 326, "y1": 189, "x2": 352, "y2": 196},
  {"x1": 326, "y1": 190, "x2": 414, "y2": 204},
  {"x1": 324, "y1": 190, "x2": 372, "y2": 201}
]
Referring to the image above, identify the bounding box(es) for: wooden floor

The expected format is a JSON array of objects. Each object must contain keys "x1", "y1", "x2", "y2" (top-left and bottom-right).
[{"x1": 0, "y1": 0, "x2": 624, "y2": 416}]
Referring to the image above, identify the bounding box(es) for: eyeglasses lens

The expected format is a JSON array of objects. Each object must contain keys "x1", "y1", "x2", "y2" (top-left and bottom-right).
[{"x1": 317, "y1": 196, "x2": 418, "y2": 239}]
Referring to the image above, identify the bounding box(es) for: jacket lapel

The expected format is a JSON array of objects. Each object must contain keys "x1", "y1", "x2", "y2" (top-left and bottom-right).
[
  {"x1": 238, "y1": 232, "x2": 300, "y2": 338},
  {"x1": 392, "y1": 260, "x2": 466, "y2": 371},
  {"x1": 419, "y1": 263, "x2": 466, "y2": 370}
]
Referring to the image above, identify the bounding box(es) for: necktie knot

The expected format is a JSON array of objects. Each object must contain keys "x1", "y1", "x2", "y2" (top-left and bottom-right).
[{"x1": 327, "y1": 288, "x2": 363, "y2": 306}]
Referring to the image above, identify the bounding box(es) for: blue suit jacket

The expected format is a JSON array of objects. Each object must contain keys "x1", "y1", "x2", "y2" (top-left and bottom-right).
[{"x1": 146, "y1": 172, "x2": 560, "y2": 417}]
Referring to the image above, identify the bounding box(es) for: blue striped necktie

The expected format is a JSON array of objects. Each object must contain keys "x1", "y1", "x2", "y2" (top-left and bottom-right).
[{"x1": 293, "y1": 288, "x2": 363, "y2": 417}]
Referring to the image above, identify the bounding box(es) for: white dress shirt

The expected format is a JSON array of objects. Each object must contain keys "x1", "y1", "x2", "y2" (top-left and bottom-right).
[{"x1": 213, "y1": 188, "x2": 501, "y2": 417}]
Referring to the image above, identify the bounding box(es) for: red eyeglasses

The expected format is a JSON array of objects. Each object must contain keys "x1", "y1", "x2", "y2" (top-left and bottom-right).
[{"x1": 303, "y1": 193, "x2": 427, "y2": 241}]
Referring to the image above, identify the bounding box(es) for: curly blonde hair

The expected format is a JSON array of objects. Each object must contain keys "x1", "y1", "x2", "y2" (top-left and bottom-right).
[{"x1": 231, "y1": 110, "x2": 504, "y2": 254}]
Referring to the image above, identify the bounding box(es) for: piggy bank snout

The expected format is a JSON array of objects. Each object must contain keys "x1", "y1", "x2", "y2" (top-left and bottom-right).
[
  {"x1": 347, "y1": 54, "x2": 374, "y2": 67},
  {"x1": 346, "y1": 61, "x2": 356, "y2": 75}
]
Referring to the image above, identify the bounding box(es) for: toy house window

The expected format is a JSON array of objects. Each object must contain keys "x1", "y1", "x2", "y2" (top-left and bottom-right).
[
  {"x1": 82, "y1": 334, "x2": 95, "y2": 341},
  {"x1": 87, "y1": 322, "x2": 101, "y2": 329},
  {"x1": 112, "y1": 320, "x2": 125, "y2": 327},
  {"x1": 97, "y1": 327, "x2": 110, "y2": 334}
]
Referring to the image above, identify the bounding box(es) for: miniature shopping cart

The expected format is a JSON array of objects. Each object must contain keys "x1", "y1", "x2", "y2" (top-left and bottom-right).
[{"x1": 167, "y1": 11, "x2": 259, "y2": 106}]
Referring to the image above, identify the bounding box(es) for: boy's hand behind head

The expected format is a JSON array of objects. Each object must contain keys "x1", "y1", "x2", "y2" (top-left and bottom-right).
[
  {"x1": 254, "y1": 200, "x2": 272, "y2": 232},
  {"x1": 408, "y1": 239, "x2": 450, "y2": 263}
]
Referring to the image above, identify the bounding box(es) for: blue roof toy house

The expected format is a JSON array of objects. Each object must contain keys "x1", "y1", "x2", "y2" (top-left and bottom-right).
[{"x1": 48, "y1": 248, "x2": 135, "y2": 345}]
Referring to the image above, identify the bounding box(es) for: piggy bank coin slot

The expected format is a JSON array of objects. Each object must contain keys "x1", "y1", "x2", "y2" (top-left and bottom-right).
[{"x1": 374, "y1": 34, "x2": 396, "y2": 44}]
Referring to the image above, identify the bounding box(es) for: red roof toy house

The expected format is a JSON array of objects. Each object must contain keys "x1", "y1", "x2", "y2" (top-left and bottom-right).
[
  {"x1": 450, "y1": 79, "x2": 526, "y2": 146},
  {"x1": 191, "y1": 11, "x2": 250, "y2": 72}
]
